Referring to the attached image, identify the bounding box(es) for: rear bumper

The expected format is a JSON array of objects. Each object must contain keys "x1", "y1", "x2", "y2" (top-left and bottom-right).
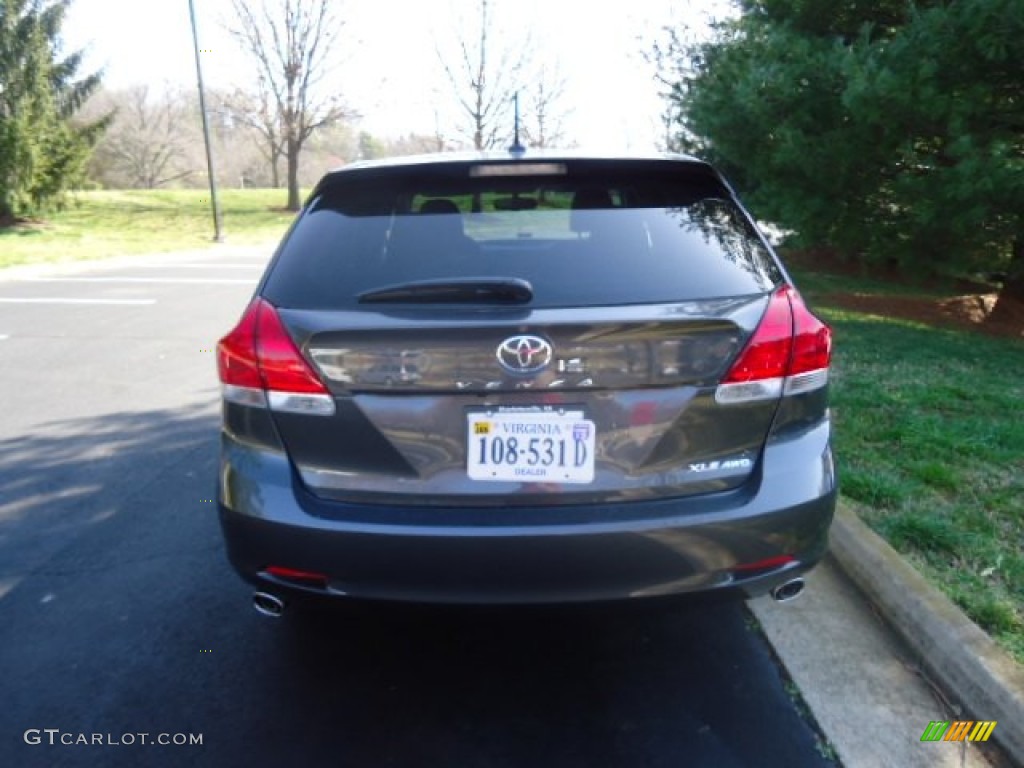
[{"x1": 218, "y1": 419, "x2": 836, "y2": 604}]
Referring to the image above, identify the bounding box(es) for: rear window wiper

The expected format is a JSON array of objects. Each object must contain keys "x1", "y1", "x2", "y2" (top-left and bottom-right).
[{"x1": 358, "y1": 277, "x2": 533, "y2": 304}]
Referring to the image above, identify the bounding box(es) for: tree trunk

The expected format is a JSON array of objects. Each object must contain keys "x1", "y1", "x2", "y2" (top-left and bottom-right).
[
  {"x1": 286, "y1": 138, "x2": 301, "y2": 212},
  {"x1": 988, "y1": 236, "x2": 1024, "y2": 328},
  {"x1": 271, "y1": 155, "x2": 280, "y2": 189}
]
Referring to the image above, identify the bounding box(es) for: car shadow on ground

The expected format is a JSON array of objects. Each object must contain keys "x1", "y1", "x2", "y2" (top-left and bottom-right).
[{"x1": 231, "y1": 597, "x2": 836, "y2": 767}]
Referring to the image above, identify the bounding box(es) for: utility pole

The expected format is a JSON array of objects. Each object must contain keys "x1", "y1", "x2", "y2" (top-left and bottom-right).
[{"x1": 188, "y1": 0, "x2": 224, "y2": 242}]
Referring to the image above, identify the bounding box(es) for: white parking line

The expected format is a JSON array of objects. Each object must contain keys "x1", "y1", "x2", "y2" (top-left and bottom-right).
[
  {"x1": 130, "y1": 263, "x2": 264, "y2": 269},
  {"x1": 0, "y1": 298, "x2": 157, "y2": 305},
  {"x1": 27, "y1": 277, "x2": 256, "y2": 285}
]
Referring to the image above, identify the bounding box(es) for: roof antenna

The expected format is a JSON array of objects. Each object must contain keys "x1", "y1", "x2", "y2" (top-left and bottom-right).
[{"x1": 509, "y1": 92, "x2": 525, "y2": 155}]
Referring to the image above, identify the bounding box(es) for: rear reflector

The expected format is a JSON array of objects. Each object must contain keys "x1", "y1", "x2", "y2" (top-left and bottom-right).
[
  {"x1": 217, "y1": 298, "x2": 335, "y2": 415},
  {"x1": 732, "y1": 554, "x2": 796, "y2": 573},
  {"x1": 263, "y1": 565, "x2": 329, "y2": 589},
  {"x1": 715, "y1": 286, "x2": 831, "y2": 405}
]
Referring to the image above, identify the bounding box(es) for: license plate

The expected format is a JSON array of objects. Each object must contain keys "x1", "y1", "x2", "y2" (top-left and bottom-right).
[{"x1": 467, "y1": 408, "x2": 596, "y2": 484}]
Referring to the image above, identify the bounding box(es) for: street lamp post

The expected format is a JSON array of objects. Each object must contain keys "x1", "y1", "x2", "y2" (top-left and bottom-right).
[{"x1": 188, "y1": 0, "x2": 224, "y2": 242}]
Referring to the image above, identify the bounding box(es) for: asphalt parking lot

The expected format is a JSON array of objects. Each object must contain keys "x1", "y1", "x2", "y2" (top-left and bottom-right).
[{"x1": 0, "y1": 247, "x2": 842, "y2": 767}]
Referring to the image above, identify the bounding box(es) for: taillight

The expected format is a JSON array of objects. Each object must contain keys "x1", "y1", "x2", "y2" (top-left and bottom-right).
[
  {"x1": 217, "y1": 298, "x2": 335, "y2": 415},
  {"x1": 784, "y1": 290, "x2": 832, "y2": 395},
  {"x1": 253, "y1": 301, "x2": 332, "y2": 395},
  {"x1": 217, "y1": 299, "x2": 262, "y2": 390},
  {"x1": 721, "y1": 288, "x2": 793, "y2": 385},
  {"x1": 716, "y1": 286, "x2": 831, "y2": 404}
]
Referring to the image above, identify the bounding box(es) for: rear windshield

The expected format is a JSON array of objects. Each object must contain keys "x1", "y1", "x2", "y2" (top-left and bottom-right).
[{"x1": 263, "y1": 161, "x2": 781, "y2": 309}]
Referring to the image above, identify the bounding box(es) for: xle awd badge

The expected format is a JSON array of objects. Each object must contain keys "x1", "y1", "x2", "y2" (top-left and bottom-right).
[
  {"x1": 496, "y1": 335, "x2": 553, "y2": 375},
  {"x1": 689, "y1": 458, "x2": 753, "y2": 473}
]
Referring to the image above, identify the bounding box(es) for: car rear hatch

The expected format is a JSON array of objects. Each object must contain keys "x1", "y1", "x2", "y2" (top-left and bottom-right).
[{"x1": 218, "y1": 157, "x2": 830, "y2": 507}]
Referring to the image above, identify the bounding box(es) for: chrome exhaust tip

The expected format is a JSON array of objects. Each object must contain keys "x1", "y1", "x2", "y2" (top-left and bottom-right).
[
  {"x1": 252, "y1": 591, "x2": 286, "y2": 618},
  {"x1": 770, "y1": 577, "x2": 805, "y2": 603}
]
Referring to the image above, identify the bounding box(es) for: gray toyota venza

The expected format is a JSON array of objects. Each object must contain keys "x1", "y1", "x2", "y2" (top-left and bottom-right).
[{"x1": 216, "y1": 151, "x2": 836, "y2": 615}]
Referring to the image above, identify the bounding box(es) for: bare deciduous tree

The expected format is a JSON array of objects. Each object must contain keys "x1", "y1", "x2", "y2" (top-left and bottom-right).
[
  {"x1": 216, "y1": 82, "x2": 284, "y2": 188},
  {"x1": 521, "y1": 64, "x2": 571, "y2": 149},
  {"x1": 89, "y1": 85, "x2": 194, "y2": 188},
  {"x1": 436, "y1": 0, "x2": 530, "y2": 150},
  {"x1": 227, "y1": 0, "x2": 352, "y2": 210}
]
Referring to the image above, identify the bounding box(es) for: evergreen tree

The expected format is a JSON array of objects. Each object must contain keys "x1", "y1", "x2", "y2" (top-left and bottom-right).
[
  {"x1": 661, "y1": 0, "x2": 1024, "y2": 308},
  {"x1": 0, "y1": 0, "x2": 105, "y2": 220}
]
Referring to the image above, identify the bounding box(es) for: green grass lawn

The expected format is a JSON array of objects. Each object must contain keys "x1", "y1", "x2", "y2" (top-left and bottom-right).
[
  {"x1": 0, "y1": 188, "x2": 302, "y2": 268},
  {"x1": 793, "y1": 268, "x2": 1024, "y2": 662}
]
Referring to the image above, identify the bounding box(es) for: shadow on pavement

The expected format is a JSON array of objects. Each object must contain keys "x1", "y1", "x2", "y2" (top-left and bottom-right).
[{"x1": 0, "y1": 403, "x2": 219, "y2": 584}]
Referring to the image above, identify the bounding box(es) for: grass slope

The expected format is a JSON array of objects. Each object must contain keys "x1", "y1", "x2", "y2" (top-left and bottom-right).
[{"x1": 0, "y1": 188, "x2": 300, "y2": 268}]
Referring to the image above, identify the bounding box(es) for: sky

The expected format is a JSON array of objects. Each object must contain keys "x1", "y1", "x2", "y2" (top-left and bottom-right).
[{"x1": 62, "y1": 0, "x2": 734, "y2": 152}]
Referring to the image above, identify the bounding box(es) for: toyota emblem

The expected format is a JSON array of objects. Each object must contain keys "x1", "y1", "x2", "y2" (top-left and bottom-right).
[{"x1": 496, "y1": 335, "x2": 553, "y2": 375}]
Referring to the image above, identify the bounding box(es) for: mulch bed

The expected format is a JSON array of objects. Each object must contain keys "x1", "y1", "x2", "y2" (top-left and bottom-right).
[
  {"x1": 785, "y1": 247, "x2": 1023, "y2": 339},
  {"x1": 821, "y1": 291, "x2": 1022, "y2": 339}
]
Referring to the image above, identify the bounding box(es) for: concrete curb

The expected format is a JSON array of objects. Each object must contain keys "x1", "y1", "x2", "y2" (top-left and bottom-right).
[{"x1": 830, "y1": 502, "x2": 1024, "y2": 762}]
